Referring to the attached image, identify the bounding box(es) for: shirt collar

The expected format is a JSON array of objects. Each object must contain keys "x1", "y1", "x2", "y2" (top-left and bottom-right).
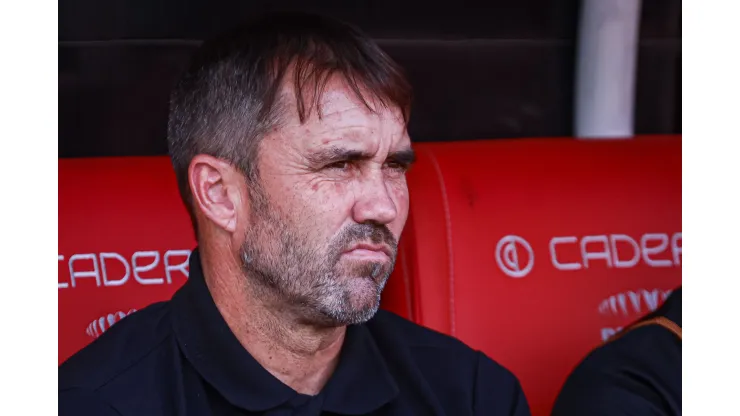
[{"x1": 171, "y1": 248, "x2": 399, "y2": 414}]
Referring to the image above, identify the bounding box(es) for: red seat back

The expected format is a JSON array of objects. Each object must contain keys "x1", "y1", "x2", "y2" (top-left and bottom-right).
[
  {"x1": 58, "y1": 157, "x2": 195, "y2": 364},
  {"x1": 381, "y1": 135, "x2": 682, "y2": 416}
]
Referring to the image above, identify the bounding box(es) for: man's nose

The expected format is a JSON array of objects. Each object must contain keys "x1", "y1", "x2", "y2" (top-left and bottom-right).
[{"x1": 351, "y1": 173, "x2": 398, "y2": 225}]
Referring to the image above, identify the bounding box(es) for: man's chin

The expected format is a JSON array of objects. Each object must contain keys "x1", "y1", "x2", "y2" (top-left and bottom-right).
[
  {"x1": 339, "y1": 257, "x2": 393, "y2": 278},
  {"x1": 321, "y1": 304, "x2": 380, "y2": 326},
  {"x1": 313, "y1": 286, "x2": 382, "y2": 326},
  {"x1": 343, "y1": 269, "x2": 383, "y2": 285}
]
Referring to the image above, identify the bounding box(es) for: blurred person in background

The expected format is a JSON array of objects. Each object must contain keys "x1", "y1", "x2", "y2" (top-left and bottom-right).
[{"x1": 552, "y1": 287, "x2": 681, "y2": 416}]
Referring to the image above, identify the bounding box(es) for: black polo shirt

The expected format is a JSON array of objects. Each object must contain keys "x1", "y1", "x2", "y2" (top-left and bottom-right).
[
  {"x1": 59, "y1": 249, "x2": 530, "y2": 416},
  {"x1": 552, "y1": 288, "x2": 682, "y2": 416}
]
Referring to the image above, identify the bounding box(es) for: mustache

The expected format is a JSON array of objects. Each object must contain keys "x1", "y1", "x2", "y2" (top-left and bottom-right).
[{"x1": 332, "y1": 222, "x2": 397, "y2": 256}]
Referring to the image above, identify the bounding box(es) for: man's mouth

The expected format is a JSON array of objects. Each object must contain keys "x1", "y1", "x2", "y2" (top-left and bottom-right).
[{"x1": 342, "y1": 243, "x2": 392, "y2": 262}]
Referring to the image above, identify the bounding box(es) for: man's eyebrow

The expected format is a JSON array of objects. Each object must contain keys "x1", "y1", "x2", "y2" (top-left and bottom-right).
[
  {"x1": 305, "y1": 147, "x2": 373, "y2": 165},
  {"x1": 387, "y1": 148, "x2": 416, "y2": 166},
  {"x1": 306, "y1": 146, "x2": 416, "y2": 166}
]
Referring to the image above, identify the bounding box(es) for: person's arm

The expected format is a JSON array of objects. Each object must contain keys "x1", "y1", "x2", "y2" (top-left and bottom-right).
[
  {"x1": 551, "y1": 367, "x2": 671, "y2": 416},
  {"x1": 473, "y1": 352, "x2": 531, "y2": 416},
  {"x1": 59, "y1": 388, "x2": 123, "y2": 416}
]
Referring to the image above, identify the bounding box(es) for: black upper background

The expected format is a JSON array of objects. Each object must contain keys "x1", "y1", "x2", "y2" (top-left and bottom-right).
[{"x1": 59, "y1": 0, "x2": 681, "y2": 158}]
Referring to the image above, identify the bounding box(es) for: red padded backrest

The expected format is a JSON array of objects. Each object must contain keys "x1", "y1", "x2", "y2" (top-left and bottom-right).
[
  {"x1": 58, "y1": 157, "x2": 195, "y2": 364},
  {"x1": 380, "y1": 135, "x2": 682, "y2": 416}
]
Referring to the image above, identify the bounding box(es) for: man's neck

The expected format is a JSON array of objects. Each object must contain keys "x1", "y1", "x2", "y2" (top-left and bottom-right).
[{"x1": 200, "y1": 247, "x2": 346, "y2": 395}]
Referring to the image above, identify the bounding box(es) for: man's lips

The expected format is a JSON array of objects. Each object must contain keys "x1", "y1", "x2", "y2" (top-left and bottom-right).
[{"x1": 342, "y1": 243, "x2": 392, "y2": 261}]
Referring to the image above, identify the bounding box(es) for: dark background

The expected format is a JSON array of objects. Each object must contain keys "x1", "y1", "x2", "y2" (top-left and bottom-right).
[{"x1": 59, "y1": 0, "x2": 681, "y2": 158}]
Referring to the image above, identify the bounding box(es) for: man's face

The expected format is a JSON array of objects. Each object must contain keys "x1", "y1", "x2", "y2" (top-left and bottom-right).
[{"x1": 239, "y1": 78, "x2": 413, "y2": 326}]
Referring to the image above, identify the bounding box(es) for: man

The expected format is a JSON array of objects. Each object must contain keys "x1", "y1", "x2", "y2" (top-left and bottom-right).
[
  {"x1": 552, "y1": 287, "x2": 682, "y2": 416},
  {"x1": 59, "y1": 12, "x2": 530, "y2": 416}
]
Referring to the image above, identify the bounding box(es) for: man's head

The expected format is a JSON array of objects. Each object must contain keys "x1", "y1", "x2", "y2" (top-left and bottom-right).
[{"x1": 167, "y1": 12, "x2": 414, "y2": 327}]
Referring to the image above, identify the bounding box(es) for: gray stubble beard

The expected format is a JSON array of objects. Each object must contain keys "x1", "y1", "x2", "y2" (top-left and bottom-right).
[{"x1": 239, "y1": 185, "x2": 397, "y2": 327}]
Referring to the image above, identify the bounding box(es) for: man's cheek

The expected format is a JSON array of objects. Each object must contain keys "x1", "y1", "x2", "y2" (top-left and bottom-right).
[
  {"x1": 310, "y1": 186, "x2": 354, "y2": 217},
  {"x1": 391, "y1": 185, "x2": 410, "y2": 215},
  {"x1": 391, "y1": 198, "x2": 410, "y2": 240}
]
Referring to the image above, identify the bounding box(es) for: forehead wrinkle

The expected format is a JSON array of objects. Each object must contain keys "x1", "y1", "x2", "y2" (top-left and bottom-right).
[
  {"x1": 314, "y1": 100, "x2": 380, "y2": 127},
  {"x1": 315, "y1": 127, "x2": 410, "y2": 160},
  {"x1": 273, "y1": 86, "x2": 407, "y2": 154}
]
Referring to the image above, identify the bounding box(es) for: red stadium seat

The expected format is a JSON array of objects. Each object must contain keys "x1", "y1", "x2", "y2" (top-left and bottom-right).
[
  {"x1": 380, "y1": 135, "x2": 682, "y2": 416},
  {"x1": 59, "y1": 135, "x2": 681, "y2": 416}
]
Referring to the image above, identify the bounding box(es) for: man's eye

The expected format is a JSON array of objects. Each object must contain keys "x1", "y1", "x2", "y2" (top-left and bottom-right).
[
  {"x1": 385, "y1": 161, "x2": 409, "y2": 172},
  {"x1": 326, "y1": 161, "x2": 350, "y2": 170}
]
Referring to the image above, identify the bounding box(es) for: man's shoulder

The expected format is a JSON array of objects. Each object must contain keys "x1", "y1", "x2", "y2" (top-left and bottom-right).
[
  {"x1": 368, "y1": 310, "x2": 521, "y2": 383},
  {"x1": 59, "y1": 301, "x2": 174, "y2": 392},
  {"x1": 369, "y1": 310, "x2": 473, "y2": 350},
  {"x1": 368, "y1": 310, "x2": 530, "y2": 415}
]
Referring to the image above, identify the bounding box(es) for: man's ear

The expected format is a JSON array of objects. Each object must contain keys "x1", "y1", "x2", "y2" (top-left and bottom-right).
[{"x1": 188, "y1": 154, "x2": 245, "y2": 234}]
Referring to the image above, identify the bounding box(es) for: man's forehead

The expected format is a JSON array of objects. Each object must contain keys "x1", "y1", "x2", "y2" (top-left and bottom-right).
[
  {"x1": 267, "y1": 75, "x2": 409, "y2": 152},
  {"x1": 277, "y1": 75, "x2": 405, "y2": 123},
  {"x1": 280, "y1": 106, "x2": 407, "y2": 148},
  {"x1": 315, "y1": 94, "x2": 405, "y2": 136},
  {"x1": 317, "y1": 87, "x2": 376, "y2": 116}
]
